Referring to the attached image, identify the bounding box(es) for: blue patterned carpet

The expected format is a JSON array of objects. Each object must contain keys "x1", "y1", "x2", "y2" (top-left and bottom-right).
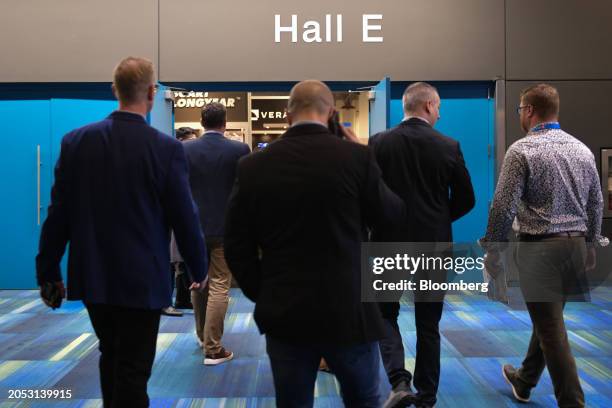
[{"x1": 0, "y1": 288, "x2": 610, "y2": 407}]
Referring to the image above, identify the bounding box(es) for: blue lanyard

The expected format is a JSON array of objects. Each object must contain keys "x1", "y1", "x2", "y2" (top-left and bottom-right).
[{"x1": 530, "y1": 122, "x2": 561, "y2": 132}]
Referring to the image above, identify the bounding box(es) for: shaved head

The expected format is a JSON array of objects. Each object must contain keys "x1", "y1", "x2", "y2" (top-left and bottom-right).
[{"x1": 288, "y1": 80, "x2": 334, "y2": 116}]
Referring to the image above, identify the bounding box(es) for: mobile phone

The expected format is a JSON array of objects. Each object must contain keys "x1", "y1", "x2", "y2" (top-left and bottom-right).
[{"x1": 328, "y1": 111, "x2": 344, "y2": 138}]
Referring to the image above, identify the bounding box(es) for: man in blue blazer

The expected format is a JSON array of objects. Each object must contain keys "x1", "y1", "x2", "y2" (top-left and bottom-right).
[
  {"x1": 36, "y1": 57, "x2": 208, "y2": 408},
  {"x1": 184, "y1": 102, "x2": 250, "y2": 365}
]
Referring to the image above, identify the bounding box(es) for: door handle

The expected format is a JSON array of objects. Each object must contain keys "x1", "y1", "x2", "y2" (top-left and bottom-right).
[{"x1": 37, "y1": 145, "x2": 41, "y2": 226}]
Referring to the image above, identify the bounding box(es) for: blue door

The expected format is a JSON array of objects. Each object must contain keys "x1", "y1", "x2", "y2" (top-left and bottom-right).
[
  {"x1": 369, "y1": 77, "x2": 391, "y2": 136},
  {"x1": 148, "y1": 84, "x2": 174, "y2": 136},
  {"x1": 0, "y1": 101, "x2": 51, "y2": 288}
]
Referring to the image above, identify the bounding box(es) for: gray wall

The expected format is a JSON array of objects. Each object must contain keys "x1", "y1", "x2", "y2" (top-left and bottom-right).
[
  {"x1": 506, "y1": 0, "x2": 612, "y2": 80},
  {"x1": 159, "y1": 0, "x2": 504, "y2": 81},
  {"x1": 0, "y1": 0, "x2": 158, "y2": 82},
  {"x1": 0, "y1": 0, "x2": 506, "y2": 82},
  {"x1": 2, "y1": 0, "x2": 611, "y2": 83}
]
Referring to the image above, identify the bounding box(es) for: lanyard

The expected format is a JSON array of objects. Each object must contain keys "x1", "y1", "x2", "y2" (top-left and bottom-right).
[{"x1": 530, "y1": 122, "x2": 561, "y2": 132}]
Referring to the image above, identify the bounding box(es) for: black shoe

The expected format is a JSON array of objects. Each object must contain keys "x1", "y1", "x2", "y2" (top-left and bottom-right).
[
  {"x1": 174, "y1": 301, "x2": 193, "y2": 309},
  {"x1": 383, "y1": 381, "x2": 416, "y2": 408},
  {"x1": 502, "y1": 364, "x2": 531, "y2": 403}
]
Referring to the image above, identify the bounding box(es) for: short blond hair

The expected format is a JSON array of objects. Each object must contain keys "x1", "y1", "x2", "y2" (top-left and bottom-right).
[
  {"x1": 520, "y1": 84, "x2": 560, "y2": 120},
  {"x1": 112, "y1": 56, "x2": 155, "y2": 104}
]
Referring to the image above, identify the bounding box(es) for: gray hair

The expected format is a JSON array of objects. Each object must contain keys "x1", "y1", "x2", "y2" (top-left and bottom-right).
[{"x1": 402, "y1": 82, "x2": 438, "y2": 114}]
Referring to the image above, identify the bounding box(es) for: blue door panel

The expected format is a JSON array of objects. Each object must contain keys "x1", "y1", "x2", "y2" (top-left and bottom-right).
[
  {"x1": 369, "y1": 77, "x2": 391, "y2": 136},
  {"x1": 0, "y1": 100, "x2": 51, "y2": 288},
  {"x1": 148, "y1": 85, "x2": 174, "y2": 136}
]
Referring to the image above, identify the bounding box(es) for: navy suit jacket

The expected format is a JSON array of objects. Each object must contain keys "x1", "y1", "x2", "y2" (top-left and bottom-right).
[
  {"x1": 36, "y1": 111, "x2": 208, "y2": 309},
  {"x1": 183, "y1": 131, "x2": 250, "y2": 241}
]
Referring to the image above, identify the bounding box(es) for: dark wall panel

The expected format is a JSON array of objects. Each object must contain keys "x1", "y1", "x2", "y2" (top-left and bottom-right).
[{"x1": 506, "y1": 0, "x2": 612, "y2": 80}]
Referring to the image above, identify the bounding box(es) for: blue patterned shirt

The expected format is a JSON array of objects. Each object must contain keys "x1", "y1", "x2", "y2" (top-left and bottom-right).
[{"x1": 481, "y1": 124, "x2": 603, "y2": 247}]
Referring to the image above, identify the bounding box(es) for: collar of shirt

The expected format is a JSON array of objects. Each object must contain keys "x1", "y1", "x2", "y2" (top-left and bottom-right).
[
  {"x1": 290, "y1": 120, "x2": 327, "y2": 128},
  {"x1": 403, "y1": 116, "x2": 431, "y2": 125},
  {"x1": 116, "y1": 110, "x2": 146, "y2": 120},
  {"x1": 204, "y1": 130, "x2": 224, "y2": 137}
]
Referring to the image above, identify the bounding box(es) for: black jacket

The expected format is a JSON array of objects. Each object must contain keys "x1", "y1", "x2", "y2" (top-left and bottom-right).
[
  {"x1": 369, "y1": 118, "x2": 475, "y2": 242},
  {"x1": 224, "y1": 123, "x2": 405, "y2": 345}
]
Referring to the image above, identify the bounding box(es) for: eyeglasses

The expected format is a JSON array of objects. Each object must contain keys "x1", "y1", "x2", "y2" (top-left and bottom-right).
[{"x1": 516, "y1": 105, "x2": 532, "y2": 114}]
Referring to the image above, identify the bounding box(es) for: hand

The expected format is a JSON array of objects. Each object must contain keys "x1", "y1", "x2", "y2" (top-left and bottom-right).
[
  {"x1": 39, "y1": 280, "x2": 66, "y2": 308},
  {"x1": 585, "y1": 247, "x2": 596, "y2": 271},
  {"x1": 189, "y1": 276, "x2": 209, "y2": 291},
  {"x1": 339, "y1": 124, "x2": 361, "y2": 143},
  {"x1": 484, "y1": 251, "x2": 502, "y2": 279}
]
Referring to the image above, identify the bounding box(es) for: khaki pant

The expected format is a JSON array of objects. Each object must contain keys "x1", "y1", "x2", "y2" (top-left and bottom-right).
[{"x1": 192, "y1": 243, "x2": 232, "y2": 355}]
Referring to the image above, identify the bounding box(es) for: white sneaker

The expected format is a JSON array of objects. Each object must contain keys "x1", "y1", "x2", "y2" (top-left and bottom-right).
[
  {"x1": 195, "y1": 331, "x2": 203, "y2": 348},
  {"x1": 204, "y1": 348, "x2": 234, "y2": 365}
]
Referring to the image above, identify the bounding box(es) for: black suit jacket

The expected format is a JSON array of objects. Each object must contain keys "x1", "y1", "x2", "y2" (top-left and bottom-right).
[
  {"x1": 224, "y1": 123, "x2": 405, "y2": 345},
  {"x1": 369, "y1": 118, "x2": 475, "y2": 242}
]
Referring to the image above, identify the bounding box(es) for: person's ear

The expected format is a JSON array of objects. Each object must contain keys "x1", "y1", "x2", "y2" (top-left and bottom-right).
[
  {"x1": 111, "y1": 84, "x2": 119, "y2": 100},
  {"x1": 287, "y1": 111, "x2": 293, "y2": 126},
  {"x1": 147, "y1": 85, "x2": 155, "y2": 102}
]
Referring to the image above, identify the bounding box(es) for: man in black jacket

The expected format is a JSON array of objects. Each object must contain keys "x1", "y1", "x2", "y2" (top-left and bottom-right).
[
  {"x1": 370, "y1": 82, "x2": 475, "y2": 408},
  {"x1": 224, "y1": 80, "x2": 405, "y2": 407}
]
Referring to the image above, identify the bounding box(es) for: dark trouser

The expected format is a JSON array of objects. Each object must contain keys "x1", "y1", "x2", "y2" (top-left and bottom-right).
[
  {"x1": 266, "y1": 335, "x2": 381, "y2": 408},
  {"x1": 378, "y1": 301, "x2": 443, "y2": 406},
  {"x1": 515, "y1": 237, "x2": 586, "y2": 408},
  {"x1": 86, "y1": 303, "x2": 161, "y2": 408}
]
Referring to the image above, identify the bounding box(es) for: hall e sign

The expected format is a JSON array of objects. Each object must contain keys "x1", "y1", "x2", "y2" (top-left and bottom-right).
[{"x1": 274, "y1": 14, "x2": 383, "y2": 43}]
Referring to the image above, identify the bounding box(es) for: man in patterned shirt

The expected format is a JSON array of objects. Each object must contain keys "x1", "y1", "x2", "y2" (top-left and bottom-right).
[{"x1": 481, "y1": 84, "x2": 603, "y2": 408}]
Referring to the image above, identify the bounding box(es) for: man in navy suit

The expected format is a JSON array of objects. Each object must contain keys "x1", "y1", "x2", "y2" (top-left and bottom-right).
[
  {"x1": 36, "y1": 56, "x2": 208, "y2": 408},
  {"x1": 184, "y1": 102, "x2": 250, "y2": 364}
]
